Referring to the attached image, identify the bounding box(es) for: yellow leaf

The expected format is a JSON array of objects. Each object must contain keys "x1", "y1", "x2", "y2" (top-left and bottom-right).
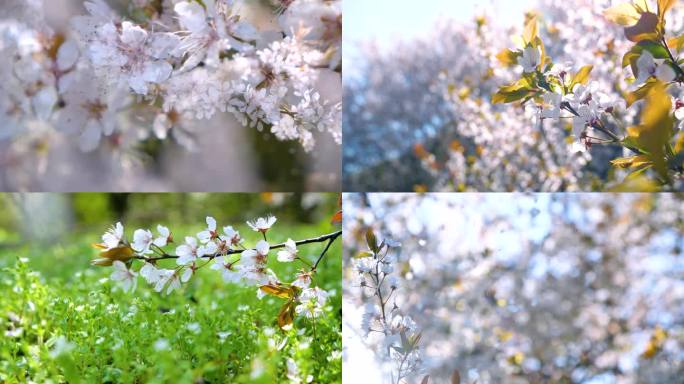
[
  {"x1": 610, "y1": 155, "x2": 653, "y2": 169},
  {"x1": 507, "y1": 352, "x2": 525, "y2": 366},
  {"x1": 90, "y1": 258, "x2": 114, "y2": 267},
  {"x1": 604, "y1": 3, "x2": 641, "y2": 26},
  {"x1": 608, "y1": 175, "x2": 661, "y2": 192},
  {"x1": 642, "y1": 326, "x2": 668, "y2": 359},
  {"x1": 259, "y1": 284, "x2": 295, "y2": 299},
  {"x1": 522, "y1": 16, "x2": 538, "y2": 45},
  {"x1": 569, "y1": 65, "x2": 594, "y2": 90},
  {"x1": 626, "y1": 81, "x2": 674, "y2": 180},
  {"x1": 277, "y1": 301, "x2": 296, "y2": 330},
  {"x1": 667, "y1": 34, "x2": 684, "y2": 52},
  {"x1": 496, "y1": 48, "x2": 520, "y2": 67},
  {"x1": 626, "y1": 79, "x2": 658, "y2": 107},
  {"x1": 658, "y1": 0, "x2": 676, "y2": 20},
  {"x1": 96, "y1": 245, "x2": 135, "y2": 262}
]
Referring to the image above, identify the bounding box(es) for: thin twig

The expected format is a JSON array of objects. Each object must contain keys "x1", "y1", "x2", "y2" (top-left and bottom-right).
[{"x1": 135, "y1": 230, "x2": 342, "y2": 262}]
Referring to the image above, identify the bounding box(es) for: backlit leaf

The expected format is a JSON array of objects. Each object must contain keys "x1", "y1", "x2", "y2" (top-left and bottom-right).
[
  {"x1": 604, "y1": 3, "x2": 640, "y2": 26},
  {"x1": 626, "y1": 80, "x2": 674, "y2": 178},
  {"x1": 610, "y1": 155, "x2": 653, "y2": 169},
  {"x1": 568, "y1": 65, "x2": 593, "y2": 90},
  {"x1": 96, "y1": 245, "x2": 135, "y2": 262},
  {"x1": 277, "y1": 301, "x2": 296, "y2": 330},
  {"x1": 496, "y1": 48, "x2": 520, "y2": 67},
  {"x1": 260, "y1": 284, "x2": 295, "y2": 299},
  {"x1": 523, "y1": 16, "x2": 538, "y2": 45}
]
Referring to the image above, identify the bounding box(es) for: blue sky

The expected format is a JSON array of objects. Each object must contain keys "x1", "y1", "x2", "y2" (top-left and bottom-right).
[{"x1": 343, "y1": 0, "x2": 536, "y2": 75}]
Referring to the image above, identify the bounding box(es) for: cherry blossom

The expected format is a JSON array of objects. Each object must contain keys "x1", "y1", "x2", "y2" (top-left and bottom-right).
[
  {"x1": 518, "y1": 46, "x2": 541, "y2": 73},
  {"x1": 277, "y1": 239, "x2": 298, "y2": 262},
  {"x1": 176, "y1": 236, "x2": 217, "y2": 266},
  {"x1": 0, "y1": 0, "x2": 341, "y2": 186},
  {"x1": 197, "y1": 216, "x2": 218, "y2": 243},
  {"x1": 101, "y1": 222, "x2": 124, "y2": 250},
  {"x1": 295, "y1": 287, "x2": 328, "y2": 319},
  {"x1": 246, "y1": 215, "x2": 277, "y2": 233},
  {"x1": 132, "y1": 229, "x2": 154, "y2": 255},
  {"x1": 110, "y1": 260, "x2": 137, "y2": 293},
  {"x1": 635, "y1": 51, "x2": 676, "y2": 85}
]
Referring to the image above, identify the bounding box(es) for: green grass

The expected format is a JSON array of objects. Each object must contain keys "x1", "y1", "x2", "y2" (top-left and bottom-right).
[{"x1": 0, "y1": 220, "x2": 341, "y2": 383}]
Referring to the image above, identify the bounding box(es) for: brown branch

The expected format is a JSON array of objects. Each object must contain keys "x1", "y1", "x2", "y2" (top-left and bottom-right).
[{"x1": 135, "y1": 230, "x2": 342, "y2": 263}]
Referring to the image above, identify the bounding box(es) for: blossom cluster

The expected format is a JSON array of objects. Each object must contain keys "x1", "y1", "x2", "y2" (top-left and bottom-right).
[
  {"x1": 0, "y1": 0, "x2": 341, "y2": 158},
  {"x1": 351, "y1": 228, "x2": 423, "y2": 383},
  {"x1": 92, "y1": 214, "x2": 339, "y2": 329}
]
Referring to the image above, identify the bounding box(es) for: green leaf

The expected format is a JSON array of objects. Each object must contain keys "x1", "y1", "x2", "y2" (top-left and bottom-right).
[
  {"x1": 492, "y1": 78, "x2": 536, "y2": 104},
  {"x1": 366, "y1": 228, "x2": 378, "y2": 253}
]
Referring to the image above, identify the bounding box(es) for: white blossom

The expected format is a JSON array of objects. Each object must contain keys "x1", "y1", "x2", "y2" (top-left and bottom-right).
[{"x1": 110, "y1": 260, "x2": 138, "y2": 292}]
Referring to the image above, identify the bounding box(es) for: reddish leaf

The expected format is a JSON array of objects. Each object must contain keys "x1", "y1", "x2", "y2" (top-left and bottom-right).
[{"x1": 451, "y1": 370, "x2": 461, "y2": 384}]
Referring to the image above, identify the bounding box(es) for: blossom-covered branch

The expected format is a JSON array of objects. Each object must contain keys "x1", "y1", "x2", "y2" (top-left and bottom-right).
[
  {"x1": 0, "y1": 0, "x2": 341, "y2": 158},
  {"x1": 91, "y1": 214, "x2": 340, "y2": 330},
  {"x1": 352, "y1": 228, "x2": 422, "y2": 383}
]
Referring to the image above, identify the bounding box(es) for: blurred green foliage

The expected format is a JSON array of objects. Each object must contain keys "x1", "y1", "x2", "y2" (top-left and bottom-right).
[
  {"x1": 0, "y1": 193, "x2": 341, "y2": 383},
  {"x1": 0, "y1": 193, "x2": 338, "y2": 239}
]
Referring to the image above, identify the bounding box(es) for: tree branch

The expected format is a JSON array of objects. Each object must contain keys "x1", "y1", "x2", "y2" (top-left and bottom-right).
[
  {"x1": 136, "y1": 230, "x2": 342, "y2": 263},
  {"x1": 310, "y1": 230, "x2": 342, "y2": 272}
]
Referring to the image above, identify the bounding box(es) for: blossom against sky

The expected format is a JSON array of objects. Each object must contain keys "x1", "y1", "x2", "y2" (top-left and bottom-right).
[{"x1": 343, "y1": 0, "x2": 534, "y2": 77}]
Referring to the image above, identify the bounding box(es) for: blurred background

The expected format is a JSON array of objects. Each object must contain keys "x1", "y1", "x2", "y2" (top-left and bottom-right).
[
  {"x1": 0, "y1": 0, "x2": 341, "y2": 192},
  {"x1": 0, "y1": 192, "x2": 339, "y2": 275},
  {"x1": 343, "y1": 193, "x2": 684, "y2": 383}
]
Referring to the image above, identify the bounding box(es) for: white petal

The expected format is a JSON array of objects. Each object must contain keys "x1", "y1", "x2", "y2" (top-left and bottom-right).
[
  {"x1": 206, "y1": 217, "x2": 216, "y2": 231},
  {"x1": 57, "y1": 40, "x2": 79, "y2": 71},
  {"x1": 32, "y1": 87, "x2": 58, "y2": 120},
  {"x1": 120, "y1": 21, "x2": 148, "y2": 47},
  {"x1": 79, "y1": 119, "x2": 102, "y2": 152},
  {"x1": 174, "y1": 1, "x2": 208, "y2": 35},
  {"x1": 148, "y1": 33, "x2": 181, "y2": 59},
  {"x1": 142, "y1": 60, "x2": 173, "y2": 84},
  {"x1": 256, "y1": 240, "x2": 270, "y2": 255},
  {"x1": 656, "y1": 64, "x2": 676, "y2": 83},
  {"x1": 181, "y1": 268, "x2": 192, "y2": 283}
]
